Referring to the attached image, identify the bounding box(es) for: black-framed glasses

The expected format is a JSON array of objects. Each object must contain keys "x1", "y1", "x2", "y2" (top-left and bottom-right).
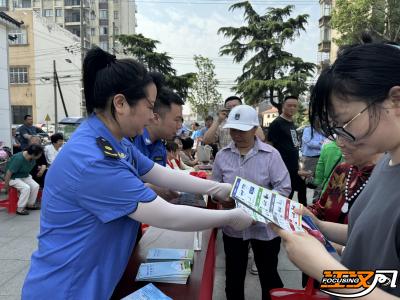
[{"x1": 331, "y1": 103, "x2": 371, "y2": 142}]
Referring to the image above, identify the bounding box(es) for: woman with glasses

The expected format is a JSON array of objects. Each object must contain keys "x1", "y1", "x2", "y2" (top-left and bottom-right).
[
  {"x1": 273, "y1": 42, "x2": 400, "y2": 299},
  {"x1": 21, "y1": 47, "x2": 253, "y2": 300}
]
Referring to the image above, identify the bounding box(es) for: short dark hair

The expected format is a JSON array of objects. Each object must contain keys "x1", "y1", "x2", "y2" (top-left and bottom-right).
[
  {"x1": 154, "y1": 87, "x2": 184, "y2": 116},
  {"x1": 283, "y1": 95, "x2": 298, "y2": 103},
  {"x1": 51, "y1": 133, "x2": 64, "y2": 144},
  {"x1": 26, "y1": 144, "x2": 43, "y2": 156},
  {"x1": 24, "y1": 115, "x2": 32, "y2": 120},
  {"x1": 165, "y1": 141, "x2": 178, "y2": 152},
  {"x1": 181, "y1": 137, "x2": 194, "y2": 150},
  {"x1": 224, "y1": 96, "x2": 242, "y2": 106},
  {"x1": 205, "y1": 115, "x2": 213, "y2": 122},
  {"x1": 83, "y1": 47, "x2": 164, "y2": 115},
  {"x1": 310, "y1": 43, "x2": 400, "y2": 138}
]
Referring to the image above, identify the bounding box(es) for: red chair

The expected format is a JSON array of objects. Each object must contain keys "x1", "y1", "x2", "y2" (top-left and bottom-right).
[{"x1": 0, "y1": 182, "x2": 18, "y2": 214}]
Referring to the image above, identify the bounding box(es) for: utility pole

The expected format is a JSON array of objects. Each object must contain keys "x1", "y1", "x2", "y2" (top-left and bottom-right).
[
  {"x1": 80, "y1": 0, "x2": 86, "y2": 116},
  {"x1": 53, "y1": 60, "x2": 58, "y2": 132}
]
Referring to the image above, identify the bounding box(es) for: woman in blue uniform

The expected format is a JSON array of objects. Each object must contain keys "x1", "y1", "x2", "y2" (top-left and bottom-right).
[{"x1": 21, "y1": 48, "x2": 252, "y2": 300}]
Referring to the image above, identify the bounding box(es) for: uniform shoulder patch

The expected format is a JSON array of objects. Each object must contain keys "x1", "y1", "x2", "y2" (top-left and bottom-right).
[{"x1": 96, "y1": 137, "x2": 119, "y2": 159}]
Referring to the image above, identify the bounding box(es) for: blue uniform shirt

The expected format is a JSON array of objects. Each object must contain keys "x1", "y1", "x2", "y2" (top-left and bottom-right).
[
  {"x1": 22, "y1": 115, "x2": 157, "y2": 300},
  {"x1": 133, "y1": 127, "x2": 167, "y2": 166}
]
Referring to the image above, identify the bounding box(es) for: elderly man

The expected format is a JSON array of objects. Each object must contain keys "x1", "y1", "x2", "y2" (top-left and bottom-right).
[{"x1": 212, "y1": 105, "x2": 291, "y2": 300}]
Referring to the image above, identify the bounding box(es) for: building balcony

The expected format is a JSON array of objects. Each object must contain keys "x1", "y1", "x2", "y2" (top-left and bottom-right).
[
  {"x1": 318, "y1": 59, "x2": 331, "y2": 71},
  {"x1": 319, "y1": 15, "x2": 331, "y2": 27},
  {"x1": 318, "y1": 40, "x2": 331, "y2": 52}
]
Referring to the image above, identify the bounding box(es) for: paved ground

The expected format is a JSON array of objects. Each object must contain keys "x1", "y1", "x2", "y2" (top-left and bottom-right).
[{"x1": 0, "y1": 191, "x2": 309, "y2": 300}]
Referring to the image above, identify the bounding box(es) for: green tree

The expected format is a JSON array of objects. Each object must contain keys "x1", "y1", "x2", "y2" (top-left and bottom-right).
[
  {"x1": 117, "y1": 34, "x2": 196, "y2": 99},
  {"x1": 188, "y1": 55, "x2": 222, "y2": 119},
  {"x1": 332, "y1": 0, "x2": 400, "y2": 45},
  {"x1": 294, "y1": 101, "x2": 307, "y2": 127},
  {"x1": 218, "y1": 1, "x2": 316, "y2": 111}
]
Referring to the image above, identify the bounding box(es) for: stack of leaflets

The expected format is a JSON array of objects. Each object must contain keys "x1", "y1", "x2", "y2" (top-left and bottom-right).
[
  {"x1": 121, "y1": 283, "x2": 171, "y2": 300},
  {"x1": 230, "y1": 177, "x2": 304, "y2": 232},
  {"x1": 146, "y1": 248, "x2": 194, "y2": 264},
  {"x1": 135, "y1": 261, "x2": 191, "y2": 284}
]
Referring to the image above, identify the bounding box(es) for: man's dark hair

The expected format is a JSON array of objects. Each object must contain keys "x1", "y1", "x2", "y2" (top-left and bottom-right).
[
  {"x1": 51, "y1": 133, "x2": 64, "y2": 144},
  {"x1": 153, "y1": 87, "x2": 185, "y2": 117},
  {"x1": 26, "y1": 144, "x2": 43, "y2": 156},
  {"x1": 205, "y1": 115, "x2": 213, "y2": 122},
  {"x1": 24, "y1": 114, "x2": 32, "y2": 120},
  {"x1": 283, "y1": 95, "x2": 298, "y2": 103},
  {"x1": 224, "y1": 96, "x2": 242, "y2": 106},
  {"x1": 181, "y1": 137, "x2": 194, "y2": 150}
]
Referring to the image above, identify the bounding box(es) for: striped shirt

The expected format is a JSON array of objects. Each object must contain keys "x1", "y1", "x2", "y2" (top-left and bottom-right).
[{"x1": 212, "y1": 137, "x2": 291, "y2": 240}]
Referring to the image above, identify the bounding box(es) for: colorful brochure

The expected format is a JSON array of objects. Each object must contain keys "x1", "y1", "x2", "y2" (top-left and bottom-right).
[
  {"x1": 230, "y1": 177, "x2": 304, "y2": 232},
  {"x1": 146, "y1": 248, "x2": 194, "y2": 264},
  {"x1": 121, "y1": 283, "x2": 172, "y2": 300},
  {"x1": 135, "y1": 261, "x2": 191, "y2": 285}
]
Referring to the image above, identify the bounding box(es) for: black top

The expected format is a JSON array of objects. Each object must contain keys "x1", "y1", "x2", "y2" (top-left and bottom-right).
[
  {"x1": 267, "y1": 116, "x2": 299, "y2": 173},
  {"x1": 18, "y1": 125, "x2": 41, "y2": 150}
]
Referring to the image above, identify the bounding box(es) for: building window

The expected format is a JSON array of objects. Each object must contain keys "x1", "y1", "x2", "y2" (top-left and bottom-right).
[
  {"x1": 100, "y1": 26, "x2": 108, "y2": 35},
  {"x1": 114, "y1": 10, "x2": 119, "y2": 19},
  {"x1": 99, "y1": 9, "x2": 108, "y2": 20},
  {"x1": 320, "y1": 1, "x2": 332, "y2": 17},
  {"x1": 99, "y1": 41, "x2": 108, "y2": 51},
  {"x1": 43, "y1": 9, "x2": 53, "y2": 17},
  {"x1": 55, "y1": 8, "x2": 63, "y2": 17},
  {"x1": 0, "y1": 0, "x2": 7, "y2": 8},
  {"x1": 10, "y1": 67, "x2": 28, "y2": 84},
  {"x1": 90, "y1": 27, "x2": 95, "y2": 35},
  {"x1": 114, "y1": 26, "x2": 119, "y2": 35},
  {"x1": 8, "y1": 28, "x2": 27, "y2": 45},
  {"x1": 320, "y1": 26, "x2": 331, "y2": 42},
  {"x1": 99, "y1": 0, "x2": 107, "y2": 2},
  {"x1": 12, "y1": 105, "x2": 32, "y2": 124}
]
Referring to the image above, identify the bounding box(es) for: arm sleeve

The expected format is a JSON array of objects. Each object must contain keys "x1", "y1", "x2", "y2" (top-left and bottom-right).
[
  {"x1": 141, "y1": 163, "x2": 231, "y2": 201},
  {"x1": 130, "y1": 196, "x2": 253, "y2": 232},
  {"x1": 211, "y1": 152, "x2": 223, "y2": 182},
  {"x1": 76, "y1": 159, "x2": 157, "y2": 223}
]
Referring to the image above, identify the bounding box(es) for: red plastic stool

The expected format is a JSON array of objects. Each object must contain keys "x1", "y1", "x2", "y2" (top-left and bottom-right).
[{"x1": 0, "y1": 182, "x2": 18, "y2": 214}]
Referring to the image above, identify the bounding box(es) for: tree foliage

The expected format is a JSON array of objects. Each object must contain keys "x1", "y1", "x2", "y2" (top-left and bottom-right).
[
  {"x1": 117, "y1": 34, "x2": 196, "y2": 99},
  {"x1": 188, "y1": 55, "x2": 222, "y2": 119},
  {"x1": 218, "y1": 1, "x2": 316, "y2": 111},
  {"x1": 332, "y1": 0, "x2": 400, "y2": 45}
]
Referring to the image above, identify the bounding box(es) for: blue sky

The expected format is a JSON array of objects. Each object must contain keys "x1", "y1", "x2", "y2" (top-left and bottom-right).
[{"x1": 135, "y1": 0, "x2": 320, "y2": 98}]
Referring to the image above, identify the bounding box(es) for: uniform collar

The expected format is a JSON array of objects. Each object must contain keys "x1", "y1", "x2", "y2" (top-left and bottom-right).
[
  {"x1": 86, "y1": 114, "x2": 127, "y2": 159},
  {"x1": 142, "y1": 128, "x2": 153, "y2": 146},
  {"x1": 226, "y1": 137, "x2": 272, "y2": 155}
]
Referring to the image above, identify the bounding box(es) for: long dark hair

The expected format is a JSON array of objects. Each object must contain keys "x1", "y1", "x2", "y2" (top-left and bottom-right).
[
  {"x1": 83, "y1": 47, "x2": 163, "y2": 115},
  {"x1": 310, "y1": 43, "x2": 400, "y2": 137}
]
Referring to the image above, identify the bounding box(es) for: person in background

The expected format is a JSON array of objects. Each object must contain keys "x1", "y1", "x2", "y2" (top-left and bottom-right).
[
  {"x1": 11, "y1": 128, "x2": 21, "y2": 154},
  {"x1": 203, "y1": 96, "x2": 265, "y2": 150},
  {"x1": 301, "y1": 125, "x2": 326, "y2": 176},
  {"x1": 29, "y1": 136, "x2": 47, "y2": 189},
  {"x1": 267, "y1": 95, "x2": 307, "y2": 206},
  {"x1": 17, "y1": 115, "x2": 46, "y2": 150},
  {"x1": 3, "y1": 144, "x2": 43, "y2": 215},
  {"x1": 213, "y1": 105, "x2": 291, "y2": 300},
  {"x1": 166, "y1": 141, "x2": 192, "y2": 170},
  {"x1": 44, "y1": 133, "x2": 64, "y2": 165},
  {"x1": 179, "y1": 137, "x2": 198, "y2": 167},
  {"x1": 133, "y1": 87, "x2": 184, "y2": 200}
]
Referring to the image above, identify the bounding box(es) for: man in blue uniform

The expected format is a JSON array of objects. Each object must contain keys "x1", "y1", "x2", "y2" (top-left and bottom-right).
[{"x1": 133, "y1": 87, "x2": 184, "y2": 199}]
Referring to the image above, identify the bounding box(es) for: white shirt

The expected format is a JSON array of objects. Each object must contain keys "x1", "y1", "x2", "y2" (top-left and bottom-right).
[{"x1": 44, "y1": 144, "x2": 61, "y2": 165}]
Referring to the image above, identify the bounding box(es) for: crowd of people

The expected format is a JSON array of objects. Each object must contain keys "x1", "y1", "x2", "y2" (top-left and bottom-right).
[{"x1": 0, "y1": 38, "x2": 398, "y2": 300}]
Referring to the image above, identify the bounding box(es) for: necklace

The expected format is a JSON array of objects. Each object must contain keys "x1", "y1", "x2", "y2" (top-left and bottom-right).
[{"x1": 342, "y1": 166, "x2": 368, "y2": 214}]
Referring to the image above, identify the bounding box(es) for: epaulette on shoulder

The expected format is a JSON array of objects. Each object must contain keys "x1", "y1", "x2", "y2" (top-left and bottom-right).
[{"x1": 96, "y1": 137, "x2": 119, "y2": 159}]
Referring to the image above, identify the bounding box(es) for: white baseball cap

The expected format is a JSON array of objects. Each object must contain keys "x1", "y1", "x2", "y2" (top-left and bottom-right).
[{"x1": 223, "y1": 105, "x2": 259, "y2": 131}]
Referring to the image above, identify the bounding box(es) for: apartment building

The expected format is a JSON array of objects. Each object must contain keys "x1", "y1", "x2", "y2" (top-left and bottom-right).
[
  {"x1": 0, "y1": 0, "x2": 137, "y2": 52},
  {"x1": 318, "y1": 0, "x2": 339, "y2": 70}
]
